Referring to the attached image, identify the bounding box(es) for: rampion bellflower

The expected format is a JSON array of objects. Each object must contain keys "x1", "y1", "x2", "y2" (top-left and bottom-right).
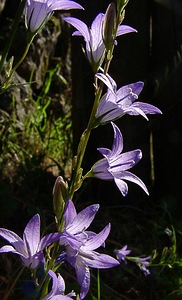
[
  {"x1": 43, "y1": 270, "x2": 75, "y2": 299},
  {"x1": 60, "y1": 200, "x2": 119, "y2": 299},
  {"x1": 64, "y1": 13, "x2": 136, "y2": 70},
  {"x1": 95, "y1": 72, "x2": 162, "y2": 124},
  {"x1": 0, "y1": 214, "x2": 61, "y2": 269},
  {"x1": 25, "y1": 0, "x2": 84, "y2": 33},
  {"x1": 89, "y1": 122, "x2": 149, "y2": 197},
  {"x1": 115, "y1": 245, "x2": 132, "y2": 264}
]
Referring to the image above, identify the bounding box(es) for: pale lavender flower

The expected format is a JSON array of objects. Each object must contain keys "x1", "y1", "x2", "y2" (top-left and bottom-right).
[
  {"x1": 90, "y1": 122, "x2": 149, "y2": 196},
  {"x1": 25, "y1": 0, "x2": 84, "y2": 33},
  {"x1": 60, "y1": 199, "x2": 100, "y2": 249},
  {"x1": 43, "y1": 270, "x2": 75, "y2": 300},
  {"x1": 115, "y1": 245, "x2": 132, "y2": 264},
  {"x1": 0, "y1": 214, "x2": 61, "y2": 269},
  {"x1": 64, "y1": 14, "x2": 136, "y2": 70},
  {"x1": 60, "y1": 200, "x2": 119, "y2": 300},
  {"x1": 135, "y1": 256, "x2": 151, "y2": 276},
  {"x1": 95, "y1": 73, "x2": 162, "y2": 124}
]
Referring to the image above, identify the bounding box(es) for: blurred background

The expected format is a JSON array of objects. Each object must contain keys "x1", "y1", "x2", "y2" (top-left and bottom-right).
[{"x1": 0, "y1": 0, "x2": 182, "y2": 299}]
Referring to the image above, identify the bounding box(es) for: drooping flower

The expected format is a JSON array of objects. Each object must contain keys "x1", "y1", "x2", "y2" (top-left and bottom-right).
[
  {"x1": 115, "y1": 245, "x2": 132, "y2": 264},
  {"x1": 64, "y1": 13, "x2": 136, "y2": 70},
  {"x1": 60, "y1": 200, "x2": 119, "y2": 299},
  {"x1": 0, "y1": 214, "x2": 61, "y2": 269},
  {"x1": 25, "y1": 0, "x2": 84, "y2": 33},
  {"x1": 95, "y1": 73, "x2": 162, "y2": 124},
  {"x1": 89, "y1": 122, "x2": 149, "y2": 197},
  {"x1": 135, "y1": 256, "x2": 151, "y2": 276},
  {"x1": 43, "y1": 270, "x2": 75, "y2": 300}
]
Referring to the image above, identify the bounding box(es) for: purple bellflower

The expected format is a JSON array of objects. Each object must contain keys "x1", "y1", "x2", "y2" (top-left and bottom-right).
[
  {"x1": 90, "y1": 122, "x2": 149, "y2": 197},
  {"x1": 135, "y1": 256, "x2": 151, "y2": 276},
  {"x1": 25, "y1": 0, "x2": 84, "y2": 33},
  {"x1": 95, "y1": 73, "x2": 162, "y2": 124},
  {"x1": 115, "y1": 245, "x2": 132, "y2": 264},
  {"x1": 60, "y1": 200, "x2": 119, "y2": 299},
  {"x1": 0, "y1": 214, "x2": 61, "y2": 269},
  {"x1": 60, "y1": 199, "x2": 100, "y2": 249},
  {"x1": 43, "y1": 270, "x2": 75, "y2": 300},
  {"x1": 64, "y1": 14, "x2": 136, "y2": 70}
]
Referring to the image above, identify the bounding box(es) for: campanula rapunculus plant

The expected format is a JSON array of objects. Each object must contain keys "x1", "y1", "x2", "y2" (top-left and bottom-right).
[
  {"x1": 95, "y1": 72, "x2": 162, "y2": 124},
  {"x1": 60, "y1": 200, "x2": 119, "y2": 299},
  {"x1": 0, "y1": 0, "x2": 164, "y2": 298},
  {"x1": 0, "y1": 214, "x2": 61, "y2": 269},
  {"x1": 25, "y1": 0, "x2": 84, "y2": 33},
  {"x1": 42, "y1": 270, "x2": 76, "y2": 299},
  {"x1": 64, "y1": 12, "x2": 136, "y2": 71},
  {"x1": 88, "y1": 122, "x2": 149, "y2": 196}
]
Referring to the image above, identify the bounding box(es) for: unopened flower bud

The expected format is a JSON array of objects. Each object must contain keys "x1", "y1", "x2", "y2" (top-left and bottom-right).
[
  {"x1": 53, "y1": 176, "x2": 68, "y2": 222},
  {"x1": 116, "y1": 0, "x2": 129, "y2": 16},
  {"x1": 103, "y1": 3, "x2": 116, "y2": 51}
]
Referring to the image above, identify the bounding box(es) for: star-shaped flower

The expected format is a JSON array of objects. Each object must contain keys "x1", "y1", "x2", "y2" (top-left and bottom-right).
[
  {"x1": 64, "y1": 13, "x2": 136, "y2": 70},
  {"x1": 0, "y1": 214, "x2": 61, "y2": 269},
  {"x1": 43, "y1": 270, "x2": 75, "y2": 299},
  {"x1": 25, "y1": 0, "x2": 84, "y2": 33},
  {"x1": 95, "y1": 72, "x2": 162, "y2": 124},
  {"x1": 60, "y1": 200, "x2": 119, "y2": 299},
  {"x1": 90, "y1": 122, "x2": 149, "y2": 196},
  {"x1": 115, "y1": 245, "x2": 132, "y2": 264}
]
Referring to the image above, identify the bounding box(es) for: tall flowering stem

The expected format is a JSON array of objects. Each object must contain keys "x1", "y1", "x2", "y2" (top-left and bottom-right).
[
  {"x1": 69, "y1": 2, "x2": 126, "y2": 199},
  {"x1": 0, "y1": 0, "x2": 26, "y2": 75}
]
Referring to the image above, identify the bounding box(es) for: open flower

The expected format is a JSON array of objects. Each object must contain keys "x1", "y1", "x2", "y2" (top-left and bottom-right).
[
  {"x1": 25, "y1": 0, "x2": 84, "y2": 33},
  {"x1": 115, "y1": 245, "x2": 132, "y2": 264},
  {"x1": 60, "y1": 200, "x2": 119, "y2": 299},
  {"x1": 60, "y1": 199, "x2": 100, "y2": 249},
  {"x1": 43, "y1": 270, "x2": 75, "y2": 300},
  {"x1": 95, "y1": 73, "x2": 162, "y2": 124},
  {"x1": 0, "y1": 214, "x2": 61, "y2": 269},
  {"x1": 64, "y1": 13, "x2": 136, "y2": 70},
  {"x1": 89, "y1": 122, "x2": 149, "y2": 196}
]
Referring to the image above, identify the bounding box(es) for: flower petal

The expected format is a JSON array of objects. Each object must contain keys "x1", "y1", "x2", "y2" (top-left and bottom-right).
[
  {"x1": 64, "y1": 200, "x2": 77, "y2": 227},
  {"x1": 82, "y1": 223, "x2": 111, "y2": 251},
  {"x1": 116, "y1": 25, "x2": 137, "y2": 36},
  {"x1": 23, "y1": 214, "x2": 40, "y2": 256},
  {"x1": 0, "y1": 228, "x2": 25, "y2": 255},
  {"x1": 50, "y1": 0, "x2": 84, "y2": 11},
  {"x1": 75, "y1": 257, "x2": 90, "y2": 300},
  {"x1": 64, "y1": 17, "x2": 90, "y2": 44},
  {"x1": 38, "y1": 233, "x2": 61, "y2": 251},
  {"x1": 115, "y1": 171, "x2": 149, "y2": 195},
  {"x1": 67, "y1": 204, "x2": 100, "y2": 235},
  {"x1": 83, "y1": 251, "x2": 120, "y2": 269}
]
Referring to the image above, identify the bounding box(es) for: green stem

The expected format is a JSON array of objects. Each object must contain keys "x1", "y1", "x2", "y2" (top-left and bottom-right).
[
  {"x1": 8, "y1": 38, "x2": 34, "y2": 79},
  {"x1": 0, "y1": 0, "x2": 26, "y2": 74}
]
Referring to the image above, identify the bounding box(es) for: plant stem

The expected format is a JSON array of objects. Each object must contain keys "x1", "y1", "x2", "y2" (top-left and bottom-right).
[{"x1": 0, "y1": 0, "x2": 26, "y2": 75}]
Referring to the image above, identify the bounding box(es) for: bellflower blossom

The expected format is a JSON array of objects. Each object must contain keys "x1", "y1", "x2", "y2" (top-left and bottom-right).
[
  {"x1": 60, "y1": 200, "x2": 119, "y2": 299},
  {"x1": 135, "y1": 256, "x2": 151, "y2": 276},
  {"x1": 60, "y1": 199, "x2": 100, "y2": 249},
  {"x1": 25, "y1": 0, "x2": 84, "y2": 33},
  {"x1": 95, "y1": 73, "x2": 162, "y2": 124},
  {"x1": 0, "y1": 214, "x2": 61, "y2": 269},
  {"x1": 90, "y1": 122, "x2": 149, "y2": 197},
  {"x1": 115, "y1": 245, "x2": 132, "y2": 264},
  {"x1": 64, "y1": 14, "x2": 136, "y2": 70},
  {"x1": 43, "y1": 270, "x2": 75, "y2": 300}
]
